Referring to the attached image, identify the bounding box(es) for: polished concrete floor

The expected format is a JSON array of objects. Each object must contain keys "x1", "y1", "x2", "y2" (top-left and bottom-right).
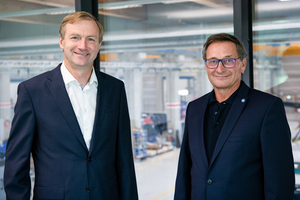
[{"x1": 134, "y1": 148, "x2": 180, "y2": 200}]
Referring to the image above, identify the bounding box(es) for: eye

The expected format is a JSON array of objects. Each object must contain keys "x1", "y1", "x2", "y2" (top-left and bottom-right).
[
  {"x1": 224, "y1": 58, "x2": 234, "y2": 64},
  {"x1": 71, "y1": 36, "x2": 78, "y2": 40},
  {"x1": 209, "y1": 59, "x2": 217, "y2": 64},
  {"x1": 88, "y1": 38, "x2": 96, "y2": 42}
]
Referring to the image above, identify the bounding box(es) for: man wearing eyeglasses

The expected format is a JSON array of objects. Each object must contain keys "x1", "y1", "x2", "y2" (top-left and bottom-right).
[{"x1": 174, "y1": 33, "x2": 295, "y2": 200}]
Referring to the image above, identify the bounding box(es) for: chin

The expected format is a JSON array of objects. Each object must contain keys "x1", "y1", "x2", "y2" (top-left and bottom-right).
[
  {"x1": 212, "y1": 80, "x2": 229, "y2": 87},
  {"x1": 74, "y1": 61, "x2": 90, "y2": 67}
]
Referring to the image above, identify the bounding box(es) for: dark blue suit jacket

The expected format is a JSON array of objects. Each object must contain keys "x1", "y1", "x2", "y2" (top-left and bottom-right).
[
  {"x1": 4, "y1": 64, "x2": 138, "y2": 200},
  {"x1": 174, "y1": 81, "x2": 295, "y2": 200}
]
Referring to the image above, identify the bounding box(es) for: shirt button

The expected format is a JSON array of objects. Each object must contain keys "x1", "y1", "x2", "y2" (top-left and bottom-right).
[
  {"x1": 88, "y1": 157, "x2": 92, "y2": 162},
  {"x1": 214, "y1": 112, "x2": 218, "y2": 115},
  {"x1": 86, "y1": 187, "x2": 91, "y2": 192},
  {"x1": 207, "y1": 179, "x2": 213, "y2": 185}
]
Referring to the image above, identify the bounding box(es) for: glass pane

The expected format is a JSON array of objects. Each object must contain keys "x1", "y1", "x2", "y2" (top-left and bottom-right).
[
  {"x1": 253, "y1": 0, "x2": 300, "y2": 188},
  {"x1": 98, "y1": 0, "x2": 233, "y2": 199},
  {"x1": 0, "y1": 1, "x2": 75, "y2": 198}
]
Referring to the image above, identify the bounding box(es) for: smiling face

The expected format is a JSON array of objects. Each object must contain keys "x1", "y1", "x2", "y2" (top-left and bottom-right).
[
  {"x1": 205, "y1": 41, "x2": 246, "y2": 97},
  {"x1": 59, "y1": 19, "x2": 101, "y2": 73}
]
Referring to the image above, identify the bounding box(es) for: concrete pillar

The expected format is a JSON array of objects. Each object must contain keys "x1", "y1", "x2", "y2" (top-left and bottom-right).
[
  {"x1": 123, "y1": 68, "x2": 133, "y2": 123},
  {"x1": 195, "y1": 70, "x2": 212, "y2": 98},
  {"x1": 123, "y1": 68, "x2": 143, "y2": 129},
  {"x1": 0, "y1": 69, "x2": 11, "y2": 141},
  {"x1": 166, "y1": 69, "x2": 181, "y2": 140},
  {"x1": 155, "y1": 73, "x2": 163, "y2": 112},
  {"x1": 132, "y1": 68, "x2": 143, "y2": 129}
]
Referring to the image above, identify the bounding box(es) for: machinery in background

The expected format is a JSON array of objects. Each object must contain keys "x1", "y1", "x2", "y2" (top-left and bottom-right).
[
  {"x1": 133, "y1": 113, "x2": 173, "y2": 159},
  {"x1": 141, "y1": 113, "x2": 167, "y2": 143}
]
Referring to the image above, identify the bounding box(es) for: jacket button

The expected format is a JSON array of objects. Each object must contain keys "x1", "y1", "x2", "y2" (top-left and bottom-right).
[
  {"x1": 88, "y1": 157, "x2": 92, "y2": 162},
  {"x1": 86, "y1": 187, "x2": 91, "y2": 192},
  {"x1": 207, "y1": 179, "x2": 213, "y2": 184}
]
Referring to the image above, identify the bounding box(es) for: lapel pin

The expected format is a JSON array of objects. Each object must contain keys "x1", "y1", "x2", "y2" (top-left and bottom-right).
[{"x1": 241, "y1": 99, "x2": 246, "y2": 103}]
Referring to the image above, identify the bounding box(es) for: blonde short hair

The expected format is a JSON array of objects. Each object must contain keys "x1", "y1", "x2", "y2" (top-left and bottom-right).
[{"x1": 59, "y1": 11, "x2": 104, "y2": 43}]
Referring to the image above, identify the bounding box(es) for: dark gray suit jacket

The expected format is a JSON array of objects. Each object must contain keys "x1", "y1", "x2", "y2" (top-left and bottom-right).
[
  {"x1": 4, "y1": 64, "x2": 138, "y2": 200},
  {"x1": 175, "y1": 81, "x2": 295, "y2": 200}
]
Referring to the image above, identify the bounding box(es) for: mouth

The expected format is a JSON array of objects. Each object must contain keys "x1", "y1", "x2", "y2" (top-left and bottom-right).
[
  {"x1": 215, "y1": 75, "x2": 229, "y2": 78},
  {"x1": 74, "y1": 52, "x2": 89, "y2": 56},
  {"x1": 214, "y1": 74, "x2": 230, "y2": 80}
]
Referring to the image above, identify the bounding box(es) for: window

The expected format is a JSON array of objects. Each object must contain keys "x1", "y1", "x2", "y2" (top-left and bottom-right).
[
  {"x1": 98, "y1": 0, "x2": 233, "y2": 198},
  {"x1": 253, "y1": 0, "x2": 300, "y2": 187},
  {"x1": 0, "y1": 1, "x2": 75, "y2": 198}
]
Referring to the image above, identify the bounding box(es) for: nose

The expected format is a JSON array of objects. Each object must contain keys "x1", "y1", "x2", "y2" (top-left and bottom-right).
[
  {"x1": 78, "y1": 39, "x2": 87, "y2": 50},
  {"x1": 216, "y1": 60, "x2": 226, "y2": 72}
]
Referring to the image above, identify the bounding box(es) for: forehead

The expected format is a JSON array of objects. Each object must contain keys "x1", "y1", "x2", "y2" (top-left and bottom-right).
[
  {"x1": 64, "y1": 20, "x2": 99, "y2": 36},
  {"x1": 206, "y1": 41, "x2": 238, "y2": 58}
]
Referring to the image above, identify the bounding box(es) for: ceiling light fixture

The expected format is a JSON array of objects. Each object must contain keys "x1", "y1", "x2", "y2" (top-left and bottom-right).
[
  {"x1": 163, "y1": 0, "x2": 191, "y2": 4},
  {"x1": 103, "y1": 4, "x2": 142, "y2": 10}
]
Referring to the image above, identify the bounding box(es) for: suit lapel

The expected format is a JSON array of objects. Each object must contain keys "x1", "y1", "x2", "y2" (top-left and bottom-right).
[
  {"x1": 46, "y1": 64, "x2": 88, "y2": 150},
  {"x1": 209, "y1": 82, "x2": 249, "y2": 166},
  {"x1": 89, "y1": 70, "x2": 108, "y2": 153},
  {"x1": 191, "y1": 94, "x2": 210, "y2": 168},
  {"x1": 199, "y1": 95, "x2": 210, "y2": 168}
]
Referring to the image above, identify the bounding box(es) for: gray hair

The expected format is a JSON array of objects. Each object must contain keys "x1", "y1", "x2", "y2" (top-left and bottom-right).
[{"x1": 202, "y1": 33, "x2": 248, "y2": 61}]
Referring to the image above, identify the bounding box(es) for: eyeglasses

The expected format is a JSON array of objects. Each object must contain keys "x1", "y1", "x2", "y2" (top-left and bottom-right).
[{"x1": 205, "y1": 58, "x2": 241, "y2": 69}]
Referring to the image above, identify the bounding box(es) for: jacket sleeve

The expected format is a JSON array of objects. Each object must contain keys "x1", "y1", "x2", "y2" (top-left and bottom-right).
[
  {"x1": 116, "y1": 82, "x2": 138, "y2": 200},
  {"x1": 174, "y1": 104, "x2": 192, "y2": 200},
  {"x1": 260, "y1": 97, "x2": 295, "y2": 200},
  {"x1": 4, "y1": 83, "x2": 36, "y2": 200}
]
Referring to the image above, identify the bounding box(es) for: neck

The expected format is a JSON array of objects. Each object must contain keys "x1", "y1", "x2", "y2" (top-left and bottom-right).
[
  {"x1": 214, "y1": 82, "x2": 241, "y2": 102},
  {"x1": 214, "y1": 90, "x2": 234, "y2": 103},
  {"x1": 66, "y1": 65, "x2": 93, "y2": 88}
]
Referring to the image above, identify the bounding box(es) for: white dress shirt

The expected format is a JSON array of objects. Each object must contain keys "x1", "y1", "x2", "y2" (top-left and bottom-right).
[{"x1": 61, "y1": 63, "x2": 98, "y2": 149}]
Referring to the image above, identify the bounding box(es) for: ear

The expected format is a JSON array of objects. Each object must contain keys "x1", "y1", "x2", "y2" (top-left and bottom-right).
[
  {"x1": 59, "y1": 34, "x2": 64, "y2": 50},
  {"x1": 97, "y1": 42, "x2": 102, "y2": 52},
  {"x1": 241, "y1": 58, "x2": 247, "y2": 74}
]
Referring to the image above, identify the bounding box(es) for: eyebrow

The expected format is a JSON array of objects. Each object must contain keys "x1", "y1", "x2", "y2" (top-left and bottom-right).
[
  {"x1": 207, "y1": 55, "x2": 235, "y2": 59},
  {"x1": 68, "y1": 33, "x2": 97, "y2": 38}
]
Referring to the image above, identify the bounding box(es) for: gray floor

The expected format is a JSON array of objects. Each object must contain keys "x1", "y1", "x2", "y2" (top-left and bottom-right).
[{"x1": 135, "y1": 148, "x2": 180, "y2": 200}]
